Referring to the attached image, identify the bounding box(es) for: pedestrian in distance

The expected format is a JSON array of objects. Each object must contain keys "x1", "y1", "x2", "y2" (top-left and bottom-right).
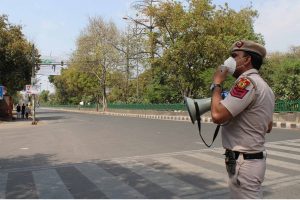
[
  {"x1": 25, "y1": 104, "x2": 31, "y2": 120},
  {"x1": 16, "y1": 104, "x2": 21, "y2": 119},
  {"x1": 210, "y1": 40, "x2": 275, "y2": 198},
  {"x1": 21, "y1": 103, "x2": 26, "y2": 119}
]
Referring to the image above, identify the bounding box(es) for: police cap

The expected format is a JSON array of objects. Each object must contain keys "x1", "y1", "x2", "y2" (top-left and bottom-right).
[{"x1": 231, "y1": 40, "x2": 266, "y2": 59}]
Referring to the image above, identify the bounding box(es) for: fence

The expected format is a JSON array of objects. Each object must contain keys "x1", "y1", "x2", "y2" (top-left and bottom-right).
[
  {"x1": 274, "y1": 100, "x2": 300, "y2": 112},
  {"x1": 43, "y1": 100, "x2": 300, "y2": 112}
]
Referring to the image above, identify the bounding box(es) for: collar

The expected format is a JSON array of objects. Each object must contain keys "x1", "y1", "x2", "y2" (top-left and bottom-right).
[{"x1": 241, "y1": 68, "x2": 259, "y2": 76}]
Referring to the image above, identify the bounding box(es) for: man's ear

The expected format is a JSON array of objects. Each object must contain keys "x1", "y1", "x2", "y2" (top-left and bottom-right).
[{"x1": 245, "y1": 56, "x2": 252, "y2": 66}]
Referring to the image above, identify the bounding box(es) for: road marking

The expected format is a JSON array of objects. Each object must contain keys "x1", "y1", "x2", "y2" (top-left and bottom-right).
[
  {"x1": 152, "y1": 156, "x2": 228, "y2": 188},
  {"x1": 188, "y1": 152, "x2": 286, "y2": 179},
  {"x1": 33, "y1": 169, "x2": 73, "y2": 199},
  {"x1": 267, "y1": 149, "x2": 300, "y2": 160},
  {"x1": 267, "y1": 158, "x2": 300, "y2": 172},
  {"x1": 264, "y1": 175, "x2": 300, "y2": 189},
  {"x1": 109, "y1": 148, "x2": 223, "y2": 163},
  {"x1": 265, "y1": 143, "x2": 300, "y2": 153},
  {"x1": 6, "y1": 171, "x2": 38, "y2": 199},
  {"x1": 118, "y1": 161, "x2": 205, "y2": 197},
  {"x1": 75, "y1": 163, "x2": 145, "y2": 199},
  {"x1": 0, "y1": 139, "x2": 300, "y2": 198},
  {"x1": 272, "y1": 141, "x2": 300, "y2": 147}
]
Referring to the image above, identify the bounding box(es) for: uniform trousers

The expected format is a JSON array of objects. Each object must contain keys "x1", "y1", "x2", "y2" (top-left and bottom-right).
[{"x1": 228, "y1": 152, "x2": 266, "y2": 199}]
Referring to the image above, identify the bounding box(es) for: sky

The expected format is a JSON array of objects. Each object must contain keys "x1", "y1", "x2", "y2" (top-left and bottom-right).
[{"x1": 1, "y1": 0, "x2": 300, "y2": 92}]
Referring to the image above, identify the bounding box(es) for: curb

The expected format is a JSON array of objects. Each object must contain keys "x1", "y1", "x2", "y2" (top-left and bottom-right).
[
  {"x1": 41, "y1": 108, "x2": 300, "y2": 130},
  {"x1": 102, "y1": 112, "x2": 300, "y2": 129},
  {"x1": 272, "y1": 121, "x2": 300, "y2": 129}
]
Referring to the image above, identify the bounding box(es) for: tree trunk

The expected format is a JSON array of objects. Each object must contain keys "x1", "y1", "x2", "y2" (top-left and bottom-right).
[{"x1": 101, "y1": 66, "x2": 108, "y2": 112}]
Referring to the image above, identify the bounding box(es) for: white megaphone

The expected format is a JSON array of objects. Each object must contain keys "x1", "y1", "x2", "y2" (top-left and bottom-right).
[{"x1": 184, "y1": 96, "x2": 211, "y2": 124}]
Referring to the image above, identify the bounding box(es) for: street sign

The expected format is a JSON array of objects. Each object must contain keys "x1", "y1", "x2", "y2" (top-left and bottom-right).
[
  {"x1": 26, "y1": 85, "x2": 32, "y2": 94},
  {"x1": 25, "y1": 85, "x2": 39, "y2": 94},
  {"x1": 31, "y1": 85, "x2": 39, "y2": 94},
  {"x1": 0, "y1": 86, "x2": 3, "y2": 100}
]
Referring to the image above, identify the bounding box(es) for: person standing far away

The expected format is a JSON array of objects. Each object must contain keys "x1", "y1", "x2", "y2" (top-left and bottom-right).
[
  {"x1": 210, "y1": 40, "x2": 275, "y2": 199},
  {"x1": 21, "y1": 103, "x2": 26, "y2": 119},
  {"x1": 25, "y1": 104, "x2": 30, "y2": 119},
  {"x1": 16, "y1": 104, "x2": 21, "y2": 119}
]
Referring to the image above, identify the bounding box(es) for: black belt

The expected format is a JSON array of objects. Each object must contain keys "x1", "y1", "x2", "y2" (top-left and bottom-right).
[{"x1": 234, "y1": 151, "x2": 264, "y2": 160}]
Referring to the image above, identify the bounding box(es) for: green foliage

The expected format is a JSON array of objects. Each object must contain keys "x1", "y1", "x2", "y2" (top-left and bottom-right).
[
  {"x1": 51, "y1": 67, "x2": 98, "y2": 104},
  {"x1": 260, "y1": 47, "x2": 300, "y2": 100},
  {"x1": 0, "y1": 15, "x2": 40, "y2": 95},
  {"x1": 144, "y1": 0, "x2": 263, "y2": 101},
  {"x1": 39, "y1": 90, "x2": 50, "y2": 103}
]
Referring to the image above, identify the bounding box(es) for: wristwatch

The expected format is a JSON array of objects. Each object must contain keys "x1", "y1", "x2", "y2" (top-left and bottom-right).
[{"x1": 210, "y1": 83, "x2": 222, "y2": 91}]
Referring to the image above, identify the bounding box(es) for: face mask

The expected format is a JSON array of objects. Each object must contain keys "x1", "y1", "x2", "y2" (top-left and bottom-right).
[{"x1": 221, "y1": 57, "x2": 236, "y2": 75}]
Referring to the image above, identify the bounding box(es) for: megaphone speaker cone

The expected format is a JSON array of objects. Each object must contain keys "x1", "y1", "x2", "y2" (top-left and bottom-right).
[
  {"x1": 184, "y1": 96, "x2": 197, "y2": 124},
  {"x1": 184, "y1": 96, "x2": 211, "y2": 124}
]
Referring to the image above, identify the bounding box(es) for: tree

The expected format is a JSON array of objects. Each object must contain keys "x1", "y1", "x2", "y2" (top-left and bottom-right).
[
  {"x1": 50, "y1": 66, "x2": 99, "y2": 105},
  {"x1": 141, "y1": 0, "x2": 263, "y2": 102},
  {"x1": 39, "y1": 90, "x2": 50, "y2": 103},
  {"x1": 264, "y1": 48, "x2": 300, "y2": 100},
  {"x1": 72, "y1": 16, "x2": 121, "y2": 111},
  {"x1": 112, "y1": 24, "x2": 146, "y2": 102},
  {"x1": 0, "y1": 15, "x2": 40, "y2": 95}
]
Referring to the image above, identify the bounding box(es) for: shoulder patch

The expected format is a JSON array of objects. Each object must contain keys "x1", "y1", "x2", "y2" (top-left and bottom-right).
[
  {"x1": 230, "y1": 77, "x2": 251, "y2": 99},
  {"x1": 236, "y1": 77, "x2": 251, "y2": 89}
]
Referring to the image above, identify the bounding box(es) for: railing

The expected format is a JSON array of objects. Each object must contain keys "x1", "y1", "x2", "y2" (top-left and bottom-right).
[
  {"x1": 274, "y1": 100, "x2": 300, "y2": 112},
  {"x1": 42, "y1": 100, "x2": 300, "y2": 112},
  {"x1": 108, "y1": 103, "x2": 185, "y2": 111},
  {"x1": 42, "y1": 103, "x2": 186, "y2": 111}
]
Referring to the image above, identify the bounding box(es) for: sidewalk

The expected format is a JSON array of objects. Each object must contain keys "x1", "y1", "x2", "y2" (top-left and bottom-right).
[
  {"x1": 41, "y1": 107, "x2": 300, "y2": 130},
  {"x1": 0, "y1": 118, "x2": 35, "y2": 128}
]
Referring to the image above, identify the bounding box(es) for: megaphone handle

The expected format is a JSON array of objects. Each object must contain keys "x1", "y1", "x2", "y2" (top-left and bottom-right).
[{"x1": 197, "y1": 119, "x2": 220, "y2": 148}]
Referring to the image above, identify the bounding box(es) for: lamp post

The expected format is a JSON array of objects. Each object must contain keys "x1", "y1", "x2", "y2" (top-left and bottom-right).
[
  {"x1": 123, "y1": 15, "x2": 155, "y2": 99},
  {"x1": 122, "y1": 15, "x2": 155, "y2": 71},
  {"x1": 31, "y1": 44, "x2": 37, "y2": 125}
]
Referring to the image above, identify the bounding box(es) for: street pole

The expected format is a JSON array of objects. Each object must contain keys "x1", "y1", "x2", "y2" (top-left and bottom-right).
[
  {"x1": 31, "y1": 45, "x2": 37, "y2": 125},
  {"x1": 123, "y1": 14, "x2": 155, "y2": 79}
]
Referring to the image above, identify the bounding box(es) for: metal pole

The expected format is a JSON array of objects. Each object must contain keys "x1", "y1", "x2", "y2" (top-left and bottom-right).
[{"x1": 31, "y1": 45, "x2": 37, "y2": 125}]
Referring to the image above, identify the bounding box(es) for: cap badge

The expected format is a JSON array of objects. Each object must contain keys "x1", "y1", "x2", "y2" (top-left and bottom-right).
[{"x1": 236, "y1": 41, "x2": 244, "y2": 48}]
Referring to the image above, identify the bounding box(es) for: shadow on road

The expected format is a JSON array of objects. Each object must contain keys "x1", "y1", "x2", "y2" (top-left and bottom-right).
[
  {"x1": 97, "y1": 160, "x2": 229, "y2": 199},
  {"x1": 35, "y1": 109, "x2": 70, "y2": 115},
  {"x1": 35, "y1": 116, "x2": 67, "y2": 121},
  {"x1": 0, "y1": 153, "x2": 58, "y2": 170},
  {"x1": 0, "y1": 153, "x2": 278, "y2": 199}
]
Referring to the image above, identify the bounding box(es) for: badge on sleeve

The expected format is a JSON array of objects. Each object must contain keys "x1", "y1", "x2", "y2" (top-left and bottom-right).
[{"x1": 230, "y1": 77, "x2": 251, "y2": 99}]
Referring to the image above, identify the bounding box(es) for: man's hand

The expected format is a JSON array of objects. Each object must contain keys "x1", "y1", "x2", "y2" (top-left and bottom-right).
[{"x1": 213, "y1": 66, "x2": 228, "y2": 84}]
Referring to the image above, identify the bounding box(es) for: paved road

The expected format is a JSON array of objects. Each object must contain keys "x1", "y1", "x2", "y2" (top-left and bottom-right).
[{"x1": 0, "y1": 109, "x2": 299, "y2": 198}]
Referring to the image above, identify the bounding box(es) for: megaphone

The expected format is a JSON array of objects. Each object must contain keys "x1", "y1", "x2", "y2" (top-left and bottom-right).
[{"x1": 184, "y1": 96, "x2": 211, "y2": 124}]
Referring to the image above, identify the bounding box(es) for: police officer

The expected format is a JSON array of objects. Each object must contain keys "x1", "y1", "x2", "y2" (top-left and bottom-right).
[{"x1": 210, "y1": 40, "x2": 275, "y2": 198}]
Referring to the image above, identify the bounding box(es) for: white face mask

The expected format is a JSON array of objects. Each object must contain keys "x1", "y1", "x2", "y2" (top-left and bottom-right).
[{"x1": 221, "y1": 57, "x2": 236, "y2": 75}]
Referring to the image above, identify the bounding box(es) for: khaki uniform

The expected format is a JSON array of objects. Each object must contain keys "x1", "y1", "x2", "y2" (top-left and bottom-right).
[{"x1": 221, "y1": 69, "x2": 275, "y2": 198}]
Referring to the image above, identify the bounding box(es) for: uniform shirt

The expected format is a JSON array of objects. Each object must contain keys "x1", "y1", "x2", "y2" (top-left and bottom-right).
[{"x1": 221, "y1": 69, "x2": 275, "y2": 153}]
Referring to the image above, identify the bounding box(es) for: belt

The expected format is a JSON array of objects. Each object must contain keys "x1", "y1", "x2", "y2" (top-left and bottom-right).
[{"x1": 234, "y1": 151, "x2": 264, "y2": 160}]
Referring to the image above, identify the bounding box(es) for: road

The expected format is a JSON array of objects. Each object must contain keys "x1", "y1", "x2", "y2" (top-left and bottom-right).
[{"x1": 0, "y1": 108, "x2": 299, "y2": 198}]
